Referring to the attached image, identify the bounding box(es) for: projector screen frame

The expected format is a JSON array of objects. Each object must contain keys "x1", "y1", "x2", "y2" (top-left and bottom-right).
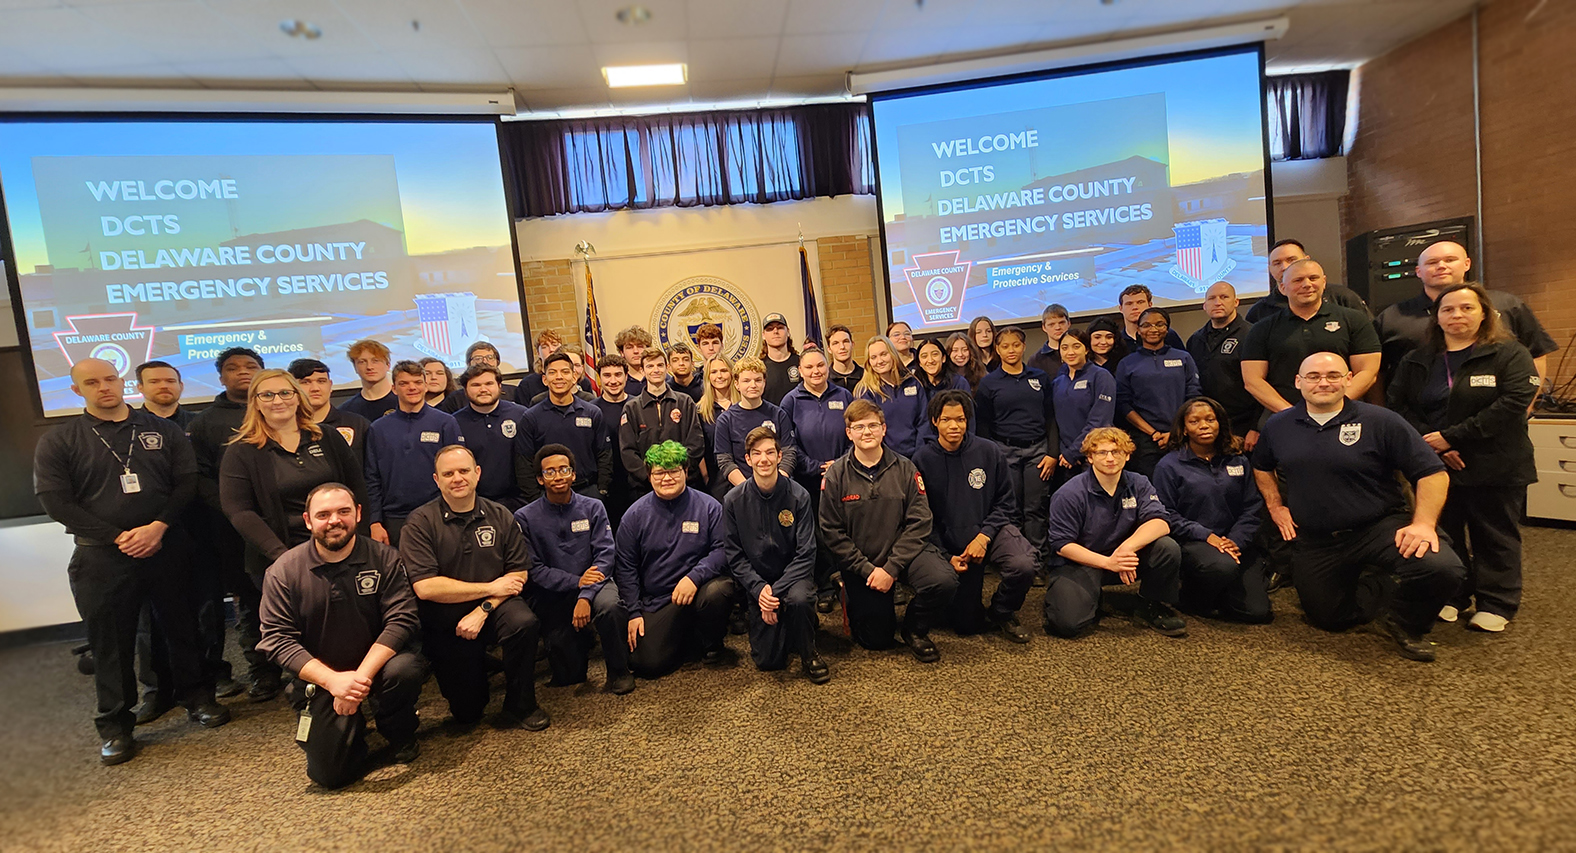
[
  {"x1": 0, "y1": 110, "x2": 533, "y2": 423},
  {"x1": 866, "y1": 42, "x2": 1278, "y2": 334}
]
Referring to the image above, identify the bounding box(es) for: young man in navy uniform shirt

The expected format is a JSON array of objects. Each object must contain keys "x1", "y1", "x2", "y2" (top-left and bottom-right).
[
  {"x1": 616, "y1": 441, "x2": 735, "y2": 678},
  {"x1": 1252, "y1": 353, "x2": 1467, "y2": 662},
  {"x1": 723, "y1": 427, "x2": 830, "y2": 684},
  {"x1": 450, "y1": 364, "x2": 529, "y2": 511},
  {"x1": 34, "y1": 358, "x2": 231, "y2": 765},
  {"x1": 517, "y1": 352, "x2": 610, "y2": 503},
  {"x1": 258, "y1": 482, "x2": 427, "y2": 788},
  {"x1": 515, "y1": 444, "x2": 634, "y2": 695},
  {"x1": 400, "y1": 445, "x2": 549, "y2": 729},
  {"x1": 912, "y1": 390, "x2": 1036, "y2": 644},
  {"x1": 594, "y1": 354, "x2": 636, "y2": 528},
  {"x1": 973, "y1": 326, "x2": 1058, "y2": 560},
  {"x1": 364, "y1": 360, "x2": 462, "y2": 547}
]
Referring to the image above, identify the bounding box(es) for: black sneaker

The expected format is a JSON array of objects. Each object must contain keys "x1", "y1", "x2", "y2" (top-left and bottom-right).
[
  {"x1": 803, "y1": 655, "x2": 831, "y2": 684},
  {"x1": 1378, "y1": 614, "x2": 1436, "y2": 662},
  {"x1": 391, "y1": 739, "x2": 420, "y2": 764},
  {"x1": 1135, "y1": 599, "x2": 1188, "y2": 637},
  {"x1": 901, "y1": 630, "x2": 940, "y2": 663},
  {"x1": 606, "y1": 673, "x2": 636, "y2": 695}
]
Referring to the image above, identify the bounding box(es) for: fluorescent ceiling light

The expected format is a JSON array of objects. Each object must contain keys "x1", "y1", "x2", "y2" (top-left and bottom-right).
[{"x1": 603, "y1": 63, "x2": 687, "y2": 88}]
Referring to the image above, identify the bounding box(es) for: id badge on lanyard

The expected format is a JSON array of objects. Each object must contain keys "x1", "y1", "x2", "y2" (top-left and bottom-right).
[{"x1": 120, "y1": 472, "x2": 141, "y2": 494}]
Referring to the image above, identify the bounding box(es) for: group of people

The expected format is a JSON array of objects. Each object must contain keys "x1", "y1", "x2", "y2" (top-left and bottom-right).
[{"x1": 37, "y1": 237, "x2": 1551, "y2": 788}]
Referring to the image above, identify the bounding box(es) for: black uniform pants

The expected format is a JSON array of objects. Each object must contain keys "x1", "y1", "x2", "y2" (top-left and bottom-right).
[
  {"x1": 67, "y1": 542, "x2": 213, "y2": 739},
  {"x1": 136, "y1": 601, "x2": 170, "y2": 700},
  {"x1": 1000, "y1": 439, "x2": 1050, "y2": 554},
  {"x1": 1291, "y1": 514, "x2": 1467, "y2": 636},
  {"x1": 1042, "y1": 536, "x2": 1181, "y2": 638},
  {"x1": 1439, "y1": 485, "x2": 1524, "y2": 619},
  {"x1": 1123, "y1": 428, "x2": 1165, "y2": 477},
  {"x1": 744, "y1": 576, "x2": 818, "y2": 670},
  {"x1": 422, "y1": 597, "x2": 539, "y2": 722},
  {"x1": 1178, "y1": 541, "x2": 1273, "y2": 623},
  {"x1": 628, "y1": 576, "x2": 736, "y2": 679},
  {"x1": 948, "y1": 523, "x2": 1038, "y2": 634},
  {"x1": 288, "y1": 651, "x2": 426, "y2": 790},
  {"x1": 382, "y1": 515, "x2": 408, "y2": 549},
  {"x1": 531, "y1": 584, "x2": 630, "y2": 686},
  {"x1": 841, "y1": 547, "x2": 959, "y2": 650},
  {"x1": 796, "y1": 473, "x2": 838, "y2": 598}
]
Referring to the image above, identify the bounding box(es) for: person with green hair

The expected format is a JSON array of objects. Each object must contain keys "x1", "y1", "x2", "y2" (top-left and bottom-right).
[{"x1": 613, "y1": 441, "x2": 736, "y2": 678}]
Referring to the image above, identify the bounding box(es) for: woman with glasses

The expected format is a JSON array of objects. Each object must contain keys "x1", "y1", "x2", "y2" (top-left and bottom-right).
[
  {"x1": 887, "y1": 321, "x2": 917, "y2": 371},
  {"x1": 1114, "y1": 307, "x2": 1201, "y2": 476},
  {"x1": 220, "y1": 369, "x2": 367, "y2": 578},
  {"x1": 1388, "y1": 282, "x2": 1539, "y2": 633},
  {"x1": 854, "y1": 335, "x2": 928, "y2": 457},
  {"x1": 1152, "y1": 397, "x2": 1271, "y2": 623}
]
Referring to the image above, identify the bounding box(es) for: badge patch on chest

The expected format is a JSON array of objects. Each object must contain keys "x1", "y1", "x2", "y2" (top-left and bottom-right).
[
  {"x1": 763, "y1": 421, "x2": 776, "y2": 432},
  {"x1": 968, "y1": 467, "x2": 986, "y2": 489},
  {"x1": 681, "y1": 520, "x2": 700, "y2": 534},
  {"x1": 778, "y1": 509, "x2": 795, "y2": 527},
  {"x1": 1469, "y1": 375, "x2": 1497, "y2": 388},
  {"x1": 502, "y1": 420, "x2": 517, "y2": 438},
  {"x1": 670, "y1": 408, "x2": 682, "y2": 423},
  {"x1": 355, "y1": 570, "x2": 380, "y2": 596},
  {"x1": 475, "y1": 525, "x2": 496, "y2": 548},
  {"x1": 788, "y1": 366, "x2": 801, "y2": 382},
  {"x1": 420, "y1": 431, "x2": 440, "y2": 443},
  {"x1": 336, "y1": 427, "x2": 356, "y2": 446},
  {"x1": 1221, "y1": 338, "x2": 1239, "y2": 354},
  {"x1": 1074, "y1": 380, "x2": 1088, "y2": 390},
  {"x1": 1339, "y1": 423, "x2": 1362, "y2": 446},
  {"x1": 1325, "y1": 321, "x2": 1341, "y2": 332},
  {"x1": 829, "y1": 400, "x2": 845, "y2": 410},
  {"x1": 571, "y1": 518, "x2": 590, "y2": 533},
  {"x1": 137, "y1": 432, "x2": 163, "y2": 451},
  {"x1": 903, "y1": 385, "x2": 918, "y2": 397},
  {"x1": 1226, "y1": 464, "x2": 1245, "y2": 477},
  {"x1": 1121, "y1": 496, "x2": 1137, "y2": 509},
  {"x1": 1028, "y1": 378, "x2": 1042, "y2": 391}
]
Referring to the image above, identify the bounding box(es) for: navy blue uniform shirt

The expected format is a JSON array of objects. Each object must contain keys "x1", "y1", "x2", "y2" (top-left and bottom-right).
[
  {"x1": 451, "y1": 400, "x2": 528, "y2": 508},
  {"x1": 1114, "y1": 345, "x2": 1202, "y2": 431},
  {"x1": 340, "y1": 389, "x2": 397, "y2": 422},
  {"x1": 910, "y1": 434, "x2": 1017, "y2": 555},
  {"x1": 365, "y1": 405, "x2": 461, "y2": 522},
  {"x1": 779, "y1": 383, "x2": 853, "y2": 476},
  {"x1": 1046, "y1": 469, "x2": 1169, "y2": 559},
  {"x1": 515, "y1": 491, "x2": 616, "y2": 600},
  {"x1": 974, "y1": 366, "x2": 1055, "y2": 446},
  {"x1": 854, "y1": 376, "x2": 927, "y2": 458},
  {"x1": 614, "y1": 487, "x2": 727, "y2": 616},
  {"x1": 518, "y1": 395, "x2": 608, "y2": 497},
  {"x1": 723, "y1": 476, "x2": 815, "y2": 599},
  {"x1": 1151, "y1": 447, "x2": 1262, "y2": 548},
  {"x1": 1051, "y1": 364, "x2": 1116, "y2": 463},
  {"x1": 712, "y1": 400, "x2": 799, "y2": 482}
]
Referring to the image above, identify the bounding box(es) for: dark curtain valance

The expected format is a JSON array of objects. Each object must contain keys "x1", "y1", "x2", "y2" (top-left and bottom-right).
[
  {"x1": 500, "y1": 102, "x2": 874, "y2": 218},
  {"x1": 1267, "y1": 70, "x2": 1350, "y2": 160}
]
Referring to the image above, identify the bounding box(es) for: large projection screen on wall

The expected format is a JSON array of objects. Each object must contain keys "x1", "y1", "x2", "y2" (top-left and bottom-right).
[
  {"x1": 870, "y1": 45, "x2": 1273, "y2": 332},
  {"x1": 0, "y1": 117, "x2": 526, "y2": 418}
]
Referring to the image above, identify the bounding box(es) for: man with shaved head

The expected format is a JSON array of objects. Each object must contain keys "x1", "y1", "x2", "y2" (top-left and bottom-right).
[
  {"x1": 1373, "y1": 239, "x2": 1557, "y2": 390},
  {"x1": 1250, "y1": 352, "x2": 1466, "y2": 662},
  {"x1": 1245, "y1": 238, "x2": 1371, "y2": 324},
  {"x1": 1187, "y1": 281, "x2": 1261, "y2": 446},
  {"x1": 34, "y1": 358, "x2": 230, "y2": 765}
]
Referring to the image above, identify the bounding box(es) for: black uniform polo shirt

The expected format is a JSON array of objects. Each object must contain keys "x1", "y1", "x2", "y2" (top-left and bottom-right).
[
  {"x1": 33, "y1": 409, "x2": 198, "y2": 538},
  {"x1": 1250, "y1": 400, "x2": 1444, "y2": 535},
  {"x1": 257, "y1": 536, "x2": 419, "y2": 674},
  {"x1": 399, "y1": 495, "x2": 531, "y2": 588},
  {"x1": 1241, "y1": 301, "x2": 1380, "y2": 405}
]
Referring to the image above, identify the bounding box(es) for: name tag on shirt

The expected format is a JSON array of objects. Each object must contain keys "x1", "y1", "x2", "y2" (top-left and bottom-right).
[
  {"x1": 576, "y1": 416, "x2": 593, "y2": 427},
  {"x1": 120, "y1": 473, "x2": 141, "y2": 494},
  {"x1": 420, "y1": 431, "x2": 440, "y2": 443},
  {"x1": 903, "y1": 385, "x2": 918, "y2": 396},
  {"x1": 571, "y1": 518, "x2": 591, "y2": 533},
  {"x1": 1469, "y1": 375, "x2": 1497, "y2": 388},
  {"x1": 1163, "y1": 359, "x2": 1183, "y2": 368},
  {"x1": 1226, "y1": 464, "x2": 1245, "y2": 476},
  {"x1": 1121, "y1": 496, "x2": 1137, "y2": 509},
  {"x1": 1074, "y1": 380, "x2": 1088, "y2": 390},
  {"x1": 681, "y1": 520, "x2": 700, "y2": 534},
  {"x1": 764, "y1": 421, "x2": 776, "y2": 432},
  {"x1": 307, "y1": 444, "x2": 325, "y2": 458},
  {"x1": 828, "y1": 401, "x2": 845, "y2": 410}
]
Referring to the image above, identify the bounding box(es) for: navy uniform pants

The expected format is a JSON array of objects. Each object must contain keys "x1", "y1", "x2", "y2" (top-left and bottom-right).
[
  {"x1": 1439, "y1": 485, "x2": 1524, "y2": 620},
  {"x1": 947, "y1": 523, "x2": 1038, "y2": 634},
  {"x1": 531, "y1": 584, "x2": 630, "y2": 686},
  {"x1": 1042, "y1": 536, "x2": 1182, "y2": 638},
  {"x1": 1178, "y1": 541, "x2": 1273, "y2": 623},
  {"x1": 1291, "y1": 514, "x2": 1466, "y2": 636},
  {"x1": 422, "y1": 597, "x2": 539, "y2": 723},
  {"x1": 288, "y1": 651, "x2": 427, "y2": 790},
  {"x1": 841, "y1": 546, "x2": 959, "y2": 650},
  {"x1": 743, "y1": 576, "x2": 818, "y2": 670},
  {"x1": 999, "y1": 439, "x2": 1051, "y2": 554},
  {"x1": 628, "y1": 576, "x2": 736, "y2": 679}
]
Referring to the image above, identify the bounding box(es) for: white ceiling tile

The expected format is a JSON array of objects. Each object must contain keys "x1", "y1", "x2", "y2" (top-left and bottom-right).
[
  {"x1": 939, "y1": 24, "x2": 1044, "y2": 55},
  {"x1": 967, "y1": 0, "x2": 1119, "y2": 27},
  {"x1": 685, "y1": 36, "x2": 779, "y2": 81},
  {"x1": 516, "y1": 86, "x2": 612, "y2": 111},
  {"x1": 769, "y1": 72, "x2": 847, "y2": 97},
  {"x1": 782, "y1": 0, "x2": 885, "y2": 35},
  {"x1": 74, "y1": 2, "x2": 274, "y2": 63},
  {"x1": 495, "y1": 45, "x2": 604, "y2": 89},
  {"x1": 775, "y1": 33, "x2": 867, "y2": 77},
  {"x1": 857, "y1": 26, "x2": 955, "y2": 66},
  {"x1": 0, "y1": 7, "x2": 165, "y2": 68},
  {"x1": 171, "y1": 56, "x2": 304, "y2": 81},
  {"x1": 203, "y1": 0, "x2": 380, "y2": 56},
  {"x1": 285, "y1": 50, "x2": 412, "y2": 83},
  {"x1": 878, "y1": 0, "x2": 979, "y2": 30},
  {"x1": 71, "y1": 64, "x2": 195, "y2": 85},
  {"x1": 685, "y1": 0, "x2": 789, "y2": 38},
  {"x1": 394, "y1": 47, "x2": 510, "y2": 86},
  {"x1": 333, "y1": 0, "x2": 481, "y2": 51},
  {"x1": 0, "y1": 0, "x2": 65, "y2": 8},
  {"x1": 688, "y1": 76, "x2": 773, "y2": 101},
  {"x1": 605, "y1": 83, "x2": 690, "y2": 106},
  {"x1": 457, "y1": 0, "x2": 589, "y2": 46},
  {"x1": 590, "y1": 39, "x2": 689, "y2": 67},
  {"x1": 576, "y1": 0, "x2": 689, "y2": 44}
]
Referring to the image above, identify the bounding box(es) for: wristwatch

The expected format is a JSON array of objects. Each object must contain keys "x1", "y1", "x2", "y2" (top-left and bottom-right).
[{"x1": 480, "y1": 600, "x2": 495, "y2": 614}]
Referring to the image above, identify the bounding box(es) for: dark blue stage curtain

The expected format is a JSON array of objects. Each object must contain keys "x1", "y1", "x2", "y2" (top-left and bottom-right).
[{"x1": 1267, "y1": 70, "x2": 1351, "y2": 161}]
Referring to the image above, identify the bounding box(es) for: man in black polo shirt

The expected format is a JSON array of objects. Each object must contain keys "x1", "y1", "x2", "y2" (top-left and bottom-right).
[
  {"x1": 619, "y1": 347, "x2": 705, "y2": 491},
  {"x1": 257, "y1": 482, "x2": 427, "y2": 788},
  {"x1": 1246, "y1": 238, "x2": 1371, "y2": 323},
  {"x1": 400, "y1": 445, "x2": 550, "y2": 730},
  {"x1": 1241, "y1": 258, "x2": 1381, "y2": 425},
  {"x1": 1251, "y1": 353, "x2": 1466, "y2": 662},
  {"x1": 34, "y1": 358, "x2": 230, "y2": 765},
  {"x1": 1373, "y1": 239, "x2": 1557, "y2": 390},
  {"x1": 1187, "y1": 281, "x2": 1260, "y2": 446},
  {"x1": 135, "y1": 361, "x2": 194, "y2": 429}
]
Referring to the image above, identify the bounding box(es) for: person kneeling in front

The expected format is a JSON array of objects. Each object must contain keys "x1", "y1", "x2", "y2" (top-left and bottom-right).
[
  {"x1": 1043, "y1": 427, "x2": 1187, "y2": 639},
  {"x1": 257, "y1": 483, "x2": 428, "y2": 789},
  {"x1": 400, "y1": 445, "x2": 549, "y2": 730},
  {"x1": 819, "y1": 400, "x2": 959, "y2": 662},
  {"x1": 724, "y1": 426, "x2": 830, "y2": 684},
  {"x1": 616, "y1": 441, "x2": 736, "y2": 678},
  {"x1": 515, "y1": 444, "x2": 634, "y2": 695}
]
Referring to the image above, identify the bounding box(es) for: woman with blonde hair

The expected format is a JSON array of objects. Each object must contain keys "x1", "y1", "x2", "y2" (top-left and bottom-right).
[
  {"x1": 220, "y1": 369, "x2": 366, "y2": 577},
  {"x1": 854, "y1": 335, "x2": 927, "y2": 457},
  {"x1": 699, "y1": 356, "x2": 741, "y2": 495}
]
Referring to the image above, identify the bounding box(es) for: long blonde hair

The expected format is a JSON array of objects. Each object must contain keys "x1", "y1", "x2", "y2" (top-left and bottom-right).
[
  {"x1": 699, "y1": 357, "x2": 740, "y2": 424},
  {"x1": 856, "y1": 335, "x2": 912, "y2": 402},
  {"x1": 230, "y1": 369, "x2": 323, "y2": 448}
]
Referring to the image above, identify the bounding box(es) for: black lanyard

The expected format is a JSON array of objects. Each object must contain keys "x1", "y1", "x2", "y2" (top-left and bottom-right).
[{"x1": 90, "y1": 422, "x2": 137, "y2": 474}]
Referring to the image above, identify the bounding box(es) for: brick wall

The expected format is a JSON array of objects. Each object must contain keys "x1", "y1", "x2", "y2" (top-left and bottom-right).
[
  {"x1": 520, "y1": 258, "x2": 579, "y2": 358},
  {"x1": 816, "y1": 235, "x2": 881, "y2": 346},
  {"x1": 1342, "y1": 0, "x2": 1576, "y2": 351}
]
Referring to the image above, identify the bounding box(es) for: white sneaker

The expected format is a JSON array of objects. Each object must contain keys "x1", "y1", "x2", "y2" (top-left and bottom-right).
[
  {"x1": 1438, "y1": 605, "x2": 1459, "y2": 623},
  {"x1": 1469, "y1": 611, "x2": 1509, "y2": 633}
]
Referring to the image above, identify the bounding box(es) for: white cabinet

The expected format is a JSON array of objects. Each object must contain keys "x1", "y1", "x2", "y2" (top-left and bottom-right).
[{"x1": 1527, "y1": 418, "x2": 1576, "y2": 522}]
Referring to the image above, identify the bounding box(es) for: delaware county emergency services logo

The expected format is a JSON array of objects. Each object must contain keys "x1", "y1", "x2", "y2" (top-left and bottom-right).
[
  {"x1": 475, "y1": 525, "x2": 496, "y2": 548},
  {"x1": 53, "y1": 313, "x2": 156, "y2": 392},
  {"x1": 137, "y1": 432, "x2": 163, "y2": 451},
  {"x1": 1221, "y1": 338, "x2": 1239, "y2": 354},
  {"x1": 778, "y1": 509, "x2": 794, "y2": 527},
  {"x1": 501, "y1": 420, "x2": 517, "y2": 439},
  {"x1": 335, "y1": 427, "x2": 356, "y2": 447},
  {"x1": 1339, "y1": 423, "x2": 1362, "y2": 446},
  {"x1": 652, "y1": 276, "x2": 759, "y2": 364},
  {"x1": 967, "y1": 468, "x2": 986, "y2": 490},
  {"x1": 355, "y1": 570, "x2": 380, "y2": 596}
]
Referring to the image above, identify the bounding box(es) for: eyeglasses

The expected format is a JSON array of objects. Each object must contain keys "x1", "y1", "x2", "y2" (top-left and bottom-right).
[
  {"x1": 255, "y1": 390, "x2": 297, "y2": 402},
  {"x1": 1300, "y1": 372, "x2": 1348, "y2": 383},
  {"x1": 1088, "y1": 448, "x2": 1128, "y2": 458},
  {"x1": 650, "y1": 468, "x2": 685, "y2": 482},
  {"x1": 848, "y1": 423, "x2": 884, "y2": 434},
  {"x1": 1138, "y1": 321, "x2": 1169, "y2": 330},
  {"x1": 541, "y1": 465, "x2": 574, "y2": 478}
]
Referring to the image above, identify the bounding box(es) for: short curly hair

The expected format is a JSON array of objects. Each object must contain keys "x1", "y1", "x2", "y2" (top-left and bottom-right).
[
  {"x1": 1081, "y1": 426, "x2": 1135, "y2": 457},
  {"x1": 644, "y1": 440, "x2": 689, "y2": 471}
]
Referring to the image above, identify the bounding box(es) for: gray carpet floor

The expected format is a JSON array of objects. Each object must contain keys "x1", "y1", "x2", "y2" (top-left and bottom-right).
[{"x1": 3, "y1": 526, "x2": 1575, "y2": 852}]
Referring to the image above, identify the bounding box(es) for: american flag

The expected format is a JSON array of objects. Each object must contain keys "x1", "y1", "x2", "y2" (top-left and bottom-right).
[
  {"x1": 1175, "y1": 222, "x2": 1202, "y2": 281},
  {"x1": 583, "y1": 260, "x2": 607, "y2": 360},
  {"x1": 416, "y1": 296, "x2": 453, "y2": 356}
]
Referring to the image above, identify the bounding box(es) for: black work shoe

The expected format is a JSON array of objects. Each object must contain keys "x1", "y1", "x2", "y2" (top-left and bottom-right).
[
  {"x1": 392, "y1": 739, "x2": 420, "y2": 764},
  {"x1": 1378, "y1": 614, "x2": 1437, "y2": 662},
  {"x1": 214, "y1": 678, "x2": 245, "y2": 699},
  {"x1": 1031, "y1": 568, "x2": 1049, "y2": 588},
  {"x1": 100, "y1": 736, "x2": 136, "y2": 766},
  {"x1": 520, "y1": 707, "x2": 551, "y2": 732},
  {"x1": 816, "y1": 594, "x2": 835, "y2": 614},
  {"x1": 803, "y1": 655, "x2": 831, "y2": 684},
  {"x1": 1135, "y1": 599, "x2": 1188, "y2": 637},
  {"x1": 995, "y1": 614, "x2": 1031, "y2": 645},
  {"x1": 133, "y1": 695, "x2": 176, "y2": 726},
  {"x1": 187, "y1": 701, "x2": 232, "y2": 729},
  {"x1": 1266, "y1": 569, "x2": 1293, "y2": 592},
  {"x1": 901, "y1": 630, "x2": 940, "y2": 663},
  {"x1": 248, "y1": 676, "x2": 283, "y2": 703},
  {"x1": 728, "y1": 613, "x2": 748, "y2": 635},
  {"x1": 606, "y1": 673, "x2": 636, "y2": 695}
]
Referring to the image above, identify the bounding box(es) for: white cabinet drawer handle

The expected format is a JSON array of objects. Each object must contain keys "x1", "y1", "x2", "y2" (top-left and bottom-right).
[
  {"x1": 1561, "y1": 437, "x2": 1576, "y2": 448},
  {"x1": 1561, "y1": 485, "x2": 1576, "y2": 498}
]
